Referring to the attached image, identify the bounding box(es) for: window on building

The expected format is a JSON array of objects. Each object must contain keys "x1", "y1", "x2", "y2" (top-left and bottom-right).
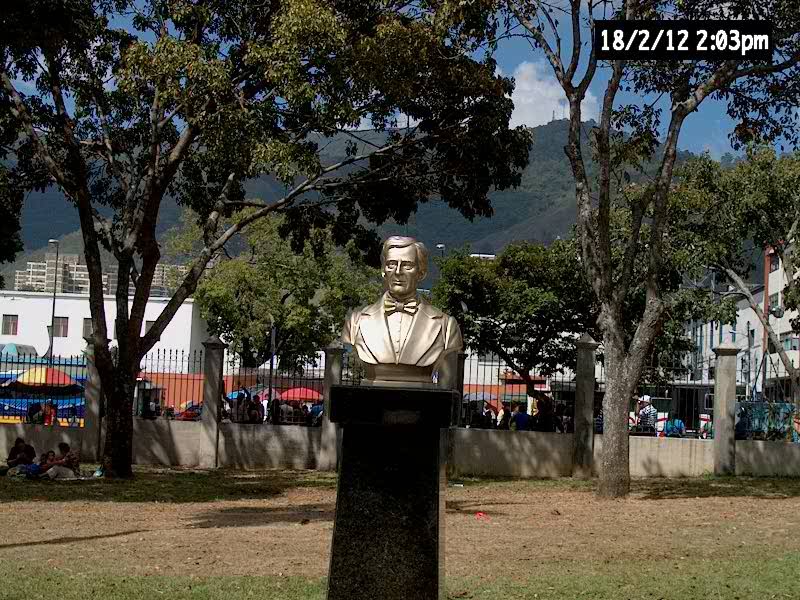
[
  {"x1": 769, "y1": 292, "x2": 780, "y2": 310},
  {"x1": 749, "y1": 328, "x2": 756, "y2": 348},
  {"x1": 768, "y1": 339, "x2": 777, "y2": 354},
  {"x1": 83, "y1": 318, "x2": 93, "y2": 339},
  {"x1": 770, "y1": 253, "x2": 780, "y2": 272},
  {"x1": 144, "y1": 320, "x2": 156, "y2": 334},
  {"x1": 780, "y1": 332, "x2": 800, "y2": 352},
  {"x1": 731, "y1": 317, "x2": 737, "y2": 342},
  {"x1": 53, "y1": 316, "x2": 68, "y2": 338},
  {"x1": 718, "y1": 321, "x2": 723, "y2": 344},
  {"x1": 2, "y1": 314, "x2": 18, "y2": 336},
  {"x1": 699, "y1": 325, "x2": 705, "y2": 353}
]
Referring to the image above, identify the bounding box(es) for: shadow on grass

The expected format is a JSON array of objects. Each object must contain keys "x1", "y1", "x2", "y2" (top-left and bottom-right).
[
  {"x1": 192, "y1": 503, "x2": 335, "y2": 528},
  {"x1": 0, "y1": 467, "x2": 337, "y2": 503},
  {"x1": 633, "y1": 476, "x2": 800, "y2": 500},
  {"x1": 0, "y1": 529, "x2": 146, "y2": 550}
]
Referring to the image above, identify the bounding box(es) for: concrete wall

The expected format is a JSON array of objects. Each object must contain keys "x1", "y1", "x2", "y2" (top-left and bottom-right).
[
  {"x1": 625, "y1": 436, "x2": 713, "y2": 477},
  {"x1": 3, "y1": 422, "x2": 800, "y2": 478},
  {"x1": 452, "y1": 430, "x2": 716, "y2": 479},
  {"x1": 736, "y1": 440, "x2": 800, "y2": 476},
  {"x1": 133, "y1": 419, "x2": 215, "y2": 467},
  {"x1": 452, "y1": 429, "x2": 574, "y2": 478},
  {"x1": 0, "y1": 423, "x2": 85, "y2": 459},
  {"x1": 220, "y1": 423, "x2": 324, "y2": 470}
]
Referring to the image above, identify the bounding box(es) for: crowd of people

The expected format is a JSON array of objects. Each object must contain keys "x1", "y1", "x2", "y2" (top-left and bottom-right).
[
  {"x1": 466, "y1": 396, "x2": 573, "y2": 433},
  {"x1": 466, "y1": 394, "x2": 692, "y2": 438},
  {"x1": 222, "y1": 385, "x2": 320, "y2": 426},
  {"x1": 1, "y1": 437, "x2": 81, "y2": 480}
]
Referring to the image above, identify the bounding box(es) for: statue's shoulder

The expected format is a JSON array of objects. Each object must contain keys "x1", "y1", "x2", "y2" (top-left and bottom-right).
[
  {"x1": 418, "y1": 297, "x2": 447, "y2": 319},
  {"x1": 347, "y1": 299, "x2": 383, "y2": 324}
]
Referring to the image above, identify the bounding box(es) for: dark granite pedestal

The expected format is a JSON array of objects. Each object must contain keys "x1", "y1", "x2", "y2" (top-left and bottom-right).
[{"x1": 326, "y1": 384, "x2": 459, "y2": 600}]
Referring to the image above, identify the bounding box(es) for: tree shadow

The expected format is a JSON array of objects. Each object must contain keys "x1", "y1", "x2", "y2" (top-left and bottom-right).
[
  {"x1": 633, "y1": 476, "x2": 800, "y2": 500},
  {"x1": 445, "y1": 499, "x2": 528, "y2": 517},
  {"x1": 0, "y1": 468, "x2": 337, "y2": 503},
  {"x1": 191, "y1": 502, "x2": 335, "y2": 528},
  {"x1": 0, "y1": 529, "x2": 145, "y2": 550}
]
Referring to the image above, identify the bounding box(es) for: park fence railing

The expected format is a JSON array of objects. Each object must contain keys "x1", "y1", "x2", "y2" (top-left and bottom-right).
[
  {"x1": 137, "y1": 349, "x2": 205, "y2": 419},
  {"x1": 0, "y1": 352, "x2": 87, "y2": 426},
  {"x1": 222, "y1": 351, "x2": 324, "y2": 426},
  {"x1": 341, "y1": 347, "x2": 798, "y2": 442},
  {"x1": 52, "y1": 338, "x2": 794, "y2": 443}
]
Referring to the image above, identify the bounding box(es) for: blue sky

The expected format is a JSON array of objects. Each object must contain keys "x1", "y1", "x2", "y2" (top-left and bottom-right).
[{"x1": 491, "y1": 31, "x2": 742, "y2": 159}]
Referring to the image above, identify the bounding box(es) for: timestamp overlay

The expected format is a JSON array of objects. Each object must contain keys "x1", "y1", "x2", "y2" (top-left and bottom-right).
[{"x1": 595, "y1": 21, "x2": 773, "y2": 60}]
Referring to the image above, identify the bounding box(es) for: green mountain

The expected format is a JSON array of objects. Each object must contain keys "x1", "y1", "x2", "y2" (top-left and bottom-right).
[{"x1": 2, "y1": 119, "x2": 688, "y2": 287}]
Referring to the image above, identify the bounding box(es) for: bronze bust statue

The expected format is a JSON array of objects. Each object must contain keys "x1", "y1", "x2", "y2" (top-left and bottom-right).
[{"x1": 342, "y1": 236, "x2": 463, "y2": 386}]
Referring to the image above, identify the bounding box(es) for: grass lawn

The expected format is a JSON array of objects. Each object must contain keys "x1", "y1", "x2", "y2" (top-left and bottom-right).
[{"x1": 1, "y1": 469, "x2": 799, "y2": 599}]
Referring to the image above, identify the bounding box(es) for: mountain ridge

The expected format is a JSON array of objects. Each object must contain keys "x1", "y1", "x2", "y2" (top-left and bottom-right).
[{"x1": 3, "y1": 119, "x2": 691, "y2": 287}]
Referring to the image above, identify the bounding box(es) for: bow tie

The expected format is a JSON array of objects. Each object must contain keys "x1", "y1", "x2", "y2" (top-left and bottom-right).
[{"x1": 384, "y1": 297, "x2": 419, "y2": 316}]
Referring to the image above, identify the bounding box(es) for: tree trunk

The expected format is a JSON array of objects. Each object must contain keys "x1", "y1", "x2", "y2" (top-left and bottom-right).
[
  {"x1": 102, "y1": 371, "x2": 135, "y2": 478},
  {"x1": 597, "y1": 331, "x2": 636, "y2": 498}
]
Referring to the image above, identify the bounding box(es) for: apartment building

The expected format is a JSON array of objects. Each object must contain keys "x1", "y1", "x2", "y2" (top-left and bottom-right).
[
  {"x1": 14, "y1": 253, "x2": 110, "y2": 295},
  {"x1": 14, "y1": 254, "x2": 186, "y2": 298},
  {"x1": 687, "y1": 248, "x2": 800, "y2": 397}
]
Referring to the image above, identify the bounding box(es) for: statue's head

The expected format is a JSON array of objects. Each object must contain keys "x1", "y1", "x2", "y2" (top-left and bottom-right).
[{"x1": 381, "y1": 236, "x2": 428, "y2": 301}]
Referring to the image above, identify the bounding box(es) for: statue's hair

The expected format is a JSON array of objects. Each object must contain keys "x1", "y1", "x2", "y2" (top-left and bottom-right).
[{"x1": 381, "y1": 236, "x2": 428, "y2": 280}]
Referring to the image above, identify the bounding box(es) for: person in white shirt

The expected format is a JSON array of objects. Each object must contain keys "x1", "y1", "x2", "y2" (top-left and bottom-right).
[{"x1": 637, "y1": 395, "x2": 658, "y2": 432}]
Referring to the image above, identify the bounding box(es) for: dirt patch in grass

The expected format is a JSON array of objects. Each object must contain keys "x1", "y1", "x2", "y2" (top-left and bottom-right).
[{"x1": 1, "y1": 472, "x2": 799, "y2": 581}]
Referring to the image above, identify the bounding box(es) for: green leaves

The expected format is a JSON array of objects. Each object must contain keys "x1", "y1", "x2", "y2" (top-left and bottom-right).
[
  {"x1": 432, "y1": 239, "x2": 598, "y2": 377},
  {"x1": 193, "y1": 213, "x2": 380, "y2": 369}
]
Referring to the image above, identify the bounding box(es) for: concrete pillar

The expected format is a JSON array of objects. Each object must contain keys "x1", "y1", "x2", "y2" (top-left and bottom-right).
[
  {"x1": 201, "y1": 335, "x2": 228, "y2": 468},
  {"x1": 573, "y1": 334, "x2": 600, "y2": 479},
  {"x1": 446, "y1": 352, "x2": 468, "y2": 480},
  {"x1": 320, "y1": 342, "x2": 344, "y2": 471},
  {"x1": 713, "y1": 343, "x2": 739, "y2": 475},
  {"x1": 82, "y1": 336, "x2": 105, "y2": 462}
]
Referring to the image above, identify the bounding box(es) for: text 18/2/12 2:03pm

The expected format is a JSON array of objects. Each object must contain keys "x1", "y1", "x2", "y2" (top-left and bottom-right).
[{"x1": 595, "y1": 20, "x2": 772, "y2": 60}]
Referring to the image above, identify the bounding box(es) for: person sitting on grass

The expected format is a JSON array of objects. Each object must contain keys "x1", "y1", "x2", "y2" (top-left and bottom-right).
[
  {"x1": 22, "y1": 450, "x2": 56, "y2": 478},
  {"x1": 1, "y1": 437, "x2": 36, "y2": 476},
  {"x1": 43, "y1": 442, "x2": 80, "y2": 480}
]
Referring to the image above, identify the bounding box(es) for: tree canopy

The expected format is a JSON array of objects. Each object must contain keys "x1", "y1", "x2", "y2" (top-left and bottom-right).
[
  {"x1": 186, "y1": 213, "x2": 380, "y2": 370},
  {"x1": 494, "y1": 0, "x2": 800, "y2": 497},
  {"x1": 432, "y1": 240, "x2": 598, "y2": 383},
  {"x1": 672, "y1": 149, "x2": 800, "y2": 397},
  {"x1": 0, "y1": 0, "x2": 530, "y2": 476}
]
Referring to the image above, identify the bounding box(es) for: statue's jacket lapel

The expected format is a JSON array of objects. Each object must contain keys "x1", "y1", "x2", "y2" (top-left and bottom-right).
[
  {"x1": 398, "y1": 301, "x2": 443, "y2": 366},
  {"x1": 354, "y1": 297, "x2": 446, "y2": 367},
  {"x1": 355, "y1": 299, "x2": 394, "y2": 364}
]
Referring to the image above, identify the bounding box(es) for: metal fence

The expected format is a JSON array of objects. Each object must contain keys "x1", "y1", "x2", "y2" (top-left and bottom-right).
[
  {"x1": 136, "y1": 349, "x2": 205, "y2": 419},
  {"x1": 221, "y1": 351, "x2": 324, "y2": 425},
  {"x1": 596, "y1": 357, "x2": 718, "y2": 439},
  {"x1": 340, "y1": 350, "x2": 799, "y2": 441},
  {"x1": 0, "y1": 353, "x2": 87, "y2": 426}
]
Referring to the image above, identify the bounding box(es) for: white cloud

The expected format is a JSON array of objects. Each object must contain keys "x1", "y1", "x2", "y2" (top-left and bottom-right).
[{"x1": 508, "y1": 61, "x2": 599, "y2": 128}]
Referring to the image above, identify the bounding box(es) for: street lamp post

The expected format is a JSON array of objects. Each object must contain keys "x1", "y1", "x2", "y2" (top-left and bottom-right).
[
  {"x1": 435, "y1": 243, "x2": 445, "y2": 258},
  {"x1": 48, "y1": 239, "x2": 59, "y2": 366}
]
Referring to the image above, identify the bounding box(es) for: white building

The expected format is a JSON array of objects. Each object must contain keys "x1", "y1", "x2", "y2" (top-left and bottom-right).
[
  {"x1": 0, "y1": 290, "x2": 208, "y2": 358},
  {"x1": 687, "y1": 250, "x2": 800, "y2": 396}
]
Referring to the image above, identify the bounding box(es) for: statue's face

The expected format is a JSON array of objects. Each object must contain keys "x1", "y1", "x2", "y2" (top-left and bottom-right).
[{"x1": 383, "y1": 245, "x2": 422, "y2": 300}]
